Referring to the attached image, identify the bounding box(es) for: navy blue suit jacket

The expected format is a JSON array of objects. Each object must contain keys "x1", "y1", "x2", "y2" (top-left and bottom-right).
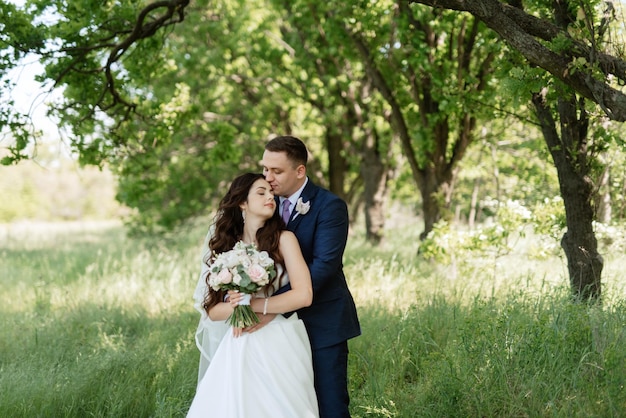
[{"x1": 278, "y1": 179, "x2": 361, "y2": 350}]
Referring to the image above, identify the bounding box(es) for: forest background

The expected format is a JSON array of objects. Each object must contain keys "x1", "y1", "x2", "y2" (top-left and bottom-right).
[{"x1": 2, "y1": 0, "x2": 626, "y2": 416}]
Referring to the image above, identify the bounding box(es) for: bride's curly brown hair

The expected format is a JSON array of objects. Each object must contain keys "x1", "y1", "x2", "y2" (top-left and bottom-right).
[{"x1": 202, "y1": 173, "x2": 285, "y2": 313}]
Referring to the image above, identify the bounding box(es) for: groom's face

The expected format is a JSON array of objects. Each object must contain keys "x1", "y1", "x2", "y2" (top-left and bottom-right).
[{"x1": 261, "y1": 150, "x2": 305, "y2": 198}]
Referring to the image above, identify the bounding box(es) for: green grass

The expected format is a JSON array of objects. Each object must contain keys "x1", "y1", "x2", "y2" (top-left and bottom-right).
[{"x1": 1, "y1": 220, "x2": 625, "y2": 417}]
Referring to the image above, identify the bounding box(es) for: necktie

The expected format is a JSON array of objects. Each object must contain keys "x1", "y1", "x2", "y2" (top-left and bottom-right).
[{"x1": 282, "y1": 200, "x2": 291, "y2": 224}]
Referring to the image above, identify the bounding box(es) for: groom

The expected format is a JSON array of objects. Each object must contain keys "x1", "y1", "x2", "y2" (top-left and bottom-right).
[{"x1": 260, "y1": 135, "x2": 361, "y2": 418}]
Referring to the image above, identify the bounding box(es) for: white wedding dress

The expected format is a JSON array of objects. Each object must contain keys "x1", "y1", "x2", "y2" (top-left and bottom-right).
[{"x1": 188, "y1": 236, "x2": 319, "y2": 418}]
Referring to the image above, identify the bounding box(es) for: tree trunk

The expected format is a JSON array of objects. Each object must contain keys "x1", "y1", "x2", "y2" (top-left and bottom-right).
[
  {"x1": 325, "y1": 130, "x2": 348, "y2": 200},
  {"x1": 532, "y1": 90, "x2": 603, "y2": 301},
  {"x1": 359, "y1": 129, "x2": 392, "y2": 243},
  {"x1": 468, "y1": 177, "x2": 480, "y2": 228},
  {"x1": 594, "y1": 162, "x2": 611, "y2": 224},
  {"x1": 418, "y1": 163, "x2": 455, "y2": 240},
  {"x1": 416, "y1": 114, "x2": 466, "y2": 239},
  {"x1": 418, "y1": 167, "x2": 440, "y2": 240}
]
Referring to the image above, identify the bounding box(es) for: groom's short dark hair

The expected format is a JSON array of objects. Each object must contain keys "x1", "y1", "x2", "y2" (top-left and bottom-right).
[{"x1": 266, "y1": 135, "x2": 308, "y2": 167}]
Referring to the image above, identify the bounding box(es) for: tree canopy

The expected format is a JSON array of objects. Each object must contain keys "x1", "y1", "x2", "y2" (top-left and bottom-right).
[{"x1": 2, "y1": 0, "x2": 626, "y2": 300}]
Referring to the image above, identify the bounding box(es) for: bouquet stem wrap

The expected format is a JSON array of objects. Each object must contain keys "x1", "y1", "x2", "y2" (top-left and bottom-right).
[{"x1": 228, "y1": 294, "x2": 260, "y2": 328}]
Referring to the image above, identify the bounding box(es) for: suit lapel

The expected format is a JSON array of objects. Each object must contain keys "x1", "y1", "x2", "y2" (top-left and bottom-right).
[{"x1": 288, "y1": 181, "x2": 318, "y2": 232}]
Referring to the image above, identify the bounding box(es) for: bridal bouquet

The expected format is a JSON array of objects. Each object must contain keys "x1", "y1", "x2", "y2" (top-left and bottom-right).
[{"x1": 207, "y1": 241, "x2": 277, "y2": 328}]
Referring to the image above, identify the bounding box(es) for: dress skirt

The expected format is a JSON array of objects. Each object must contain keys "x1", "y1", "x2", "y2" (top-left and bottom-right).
[{"x1": 186, "y1": 313, "x2": 319, "y2": 418}]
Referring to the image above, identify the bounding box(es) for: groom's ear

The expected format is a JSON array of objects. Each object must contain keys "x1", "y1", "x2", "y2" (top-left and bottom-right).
[{"x1": 296, "y1": 164, "x2": 306, "y2": 179}]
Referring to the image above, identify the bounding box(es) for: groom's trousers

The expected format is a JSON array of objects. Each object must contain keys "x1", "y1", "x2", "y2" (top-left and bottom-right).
[{"x1": 312, "y1": 341, "x2": 350, "y2": 418}]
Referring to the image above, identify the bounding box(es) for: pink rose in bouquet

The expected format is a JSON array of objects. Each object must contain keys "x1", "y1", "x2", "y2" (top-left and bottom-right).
[{"x1": 247, "y1": 264, "x2": 269, "y2": 283}]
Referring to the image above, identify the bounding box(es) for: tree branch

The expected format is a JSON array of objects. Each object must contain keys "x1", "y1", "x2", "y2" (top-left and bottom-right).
[
  {"x1": 342, "y1": 22, "x2": 424, "y2": 183},
  {"x1": 410, "y1": 0, "x2": 626, "y2": 121},
  {"x1": 54, "y1": 0, "x2": 190, "y2": 116}
]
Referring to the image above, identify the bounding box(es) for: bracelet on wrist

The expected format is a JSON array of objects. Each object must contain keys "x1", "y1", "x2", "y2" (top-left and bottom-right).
[{"x1": 263, "y1": 298, "x2": 269, "y2": 316}]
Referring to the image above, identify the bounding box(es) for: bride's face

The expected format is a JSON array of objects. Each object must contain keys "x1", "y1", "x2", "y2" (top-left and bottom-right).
[{"x1": 243, "y1": 179, "x2": 276, "y2": 220}]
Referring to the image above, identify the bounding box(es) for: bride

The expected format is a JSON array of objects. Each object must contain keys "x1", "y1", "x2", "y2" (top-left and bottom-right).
[{"x1": 187, "y1": 173, "x2": 319, "y2": 418}]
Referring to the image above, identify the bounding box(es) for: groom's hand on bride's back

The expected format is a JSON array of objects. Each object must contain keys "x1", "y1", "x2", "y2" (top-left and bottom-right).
[{"x1": 245, "y1": 314, "x2": 276, "y2": 334}]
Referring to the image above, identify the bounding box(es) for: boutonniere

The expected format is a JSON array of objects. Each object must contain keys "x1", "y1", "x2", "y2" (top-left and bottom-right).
[{"x1": 295, "y1": 197, "x2": 310, "y2": 216}]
